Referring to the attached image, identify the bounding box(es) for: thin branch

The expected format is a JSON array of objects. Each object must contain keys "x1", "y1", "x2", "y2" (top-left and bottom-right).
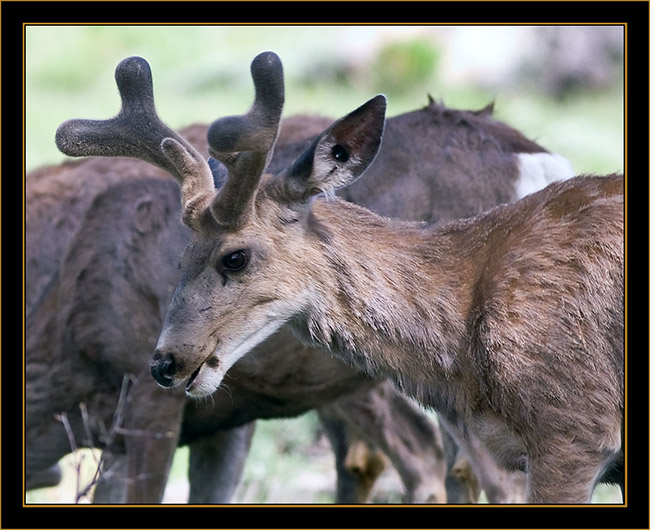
[
  {"x1": 55, "y1": 374, "x2": 136, "y2": 503},
  {"x1": 55, "y1": 412, "x2": 84, "y2": 501}
]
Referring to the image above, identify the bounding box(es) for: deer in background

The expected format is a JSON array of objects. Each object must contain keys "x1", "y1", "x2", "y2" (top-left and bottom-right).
[
  {"x1": 30, "y1": 118, "x2": 453, "y2": 504},
  {"x1": 54, "y1": 52, "x2": 623, "y2": 503}
]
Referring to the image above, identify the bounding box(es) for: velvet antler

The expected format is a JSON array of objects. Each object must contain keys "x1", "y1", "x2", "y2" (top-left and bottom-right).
[
  {"x1": 206, "y1": 51, "x2": 285, "y2": 229},
  {"x1": 55, "y1": 56, "x2": 216, "y2": 229}
]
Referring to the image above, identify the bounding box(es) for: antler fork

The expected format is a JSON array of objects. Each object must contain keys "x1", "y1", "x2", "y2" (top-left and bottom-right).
[
  {"x1": 206, "y1": 51, "x2": 285, "y2": 229},
  {"x1": 55, "y1": 56, "x2": 216, "y2": 229}
]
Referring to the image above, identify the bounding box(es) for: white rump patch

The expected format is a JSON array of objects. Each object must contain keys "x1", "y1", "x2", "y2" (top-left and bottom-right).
[{"x1": 515, "y1": 152, "x2": 575, "y2": 199}]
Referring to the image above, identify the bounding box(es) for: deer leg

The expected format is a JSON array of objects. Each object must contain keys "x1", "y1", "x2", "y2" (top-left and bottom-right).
[
  {"x1": 461, "y1": 438, "x2": 526, "y2": 504},
  {"x1": 441, "y1": 417, "x2": 527, "y2": 503},
  {"x1": 187, "y1": 422, "x2": 256, "y2": 503},
  {"x1": 25, "y1": 415, "x2": 78, "y2": 493},
  {"x1": 343, "y1": 438, "x2": 389, "y2": 502},
  {"x1": 449, "y1": 451, "x2": 481, "y2": 503},
  {"x1": 25, "y1": 464, "x2": 63, "y2": 491},
  {"x1": 440, "y1": 422, "x2": 480, "y2": 503},
  {"x1": 318, "y1": 405, "x2": 375, "y2": 503},
  {"x1": 120, "y1": 374, "x2": 186, "y2": 503},
  {"x1": 598, "y1": 448, "x2": 624, "y2": 499},
  {"x1": 92, "y1": 452, "x2": 128, "y2": 503},
  {"x1": 355, "y1": 383, "x2": 448, "y2": 503},
  {"x1": 526, "y1": 443, "x2": 617, "y2": 504},
  {"x1": 330, "y1": 383, "x2": 448, "y2": 503}
]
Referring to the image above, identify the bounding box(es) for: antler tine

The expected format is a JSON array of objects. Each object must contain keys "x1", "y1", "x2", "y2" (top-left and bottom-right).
[
  {"x1": 206, "y1": 51, "x2": 285, "y2": 229},
  {"x1": 55, "y1": 56, "x2": 215, "y2": 228}
]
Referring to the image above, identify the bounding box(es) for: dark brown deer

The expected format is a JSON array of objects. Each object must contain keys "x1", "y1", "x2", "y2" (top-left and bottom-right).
[
  {"x1": 24, "y1": 171, "x2": 459, "y2": 503},
  {"x1": 53, "y1": 52, "x2": 623, "y2": 504},
  {"x1": 25, "y1": 173, "x2": 513, "y2": 503},
  {"x1": 29, "y1": 122, "x2": 434, "y2": 503}
]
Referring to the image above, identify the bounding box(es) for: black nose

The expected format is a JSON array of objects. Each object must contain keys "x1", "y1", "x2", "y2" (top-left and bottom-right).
[{"x1": 151, "y1": 350, "x2": 177, "y2": 388}]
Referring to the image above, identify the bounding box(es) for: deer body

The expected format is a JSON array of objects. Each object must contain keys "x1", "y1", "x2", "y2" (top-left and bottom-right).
[
  {"x1": 297, "y1": 176, "x2": 624, "y2": 493},
  {"x1": 295, "y1": 175, "x2": 623, "y2": 415},
  {"x1": 55, "y1": 52, "x2": 624, "y2": 503}
]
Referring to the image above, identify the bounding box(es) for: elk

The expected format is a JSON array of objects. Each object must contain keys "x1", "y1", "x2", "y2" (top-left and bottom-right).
[{"x1": 54, "y1": 51, "x2": 623, "y2": 504}]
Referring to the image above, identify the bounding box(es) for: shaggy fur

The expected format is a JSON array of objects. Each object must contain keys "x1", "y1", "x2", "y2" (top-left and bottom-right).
[
  {"x1": 155, "y1": 90, "x2": 623, "y2": 503},
  {"x1": 38, "y1": 50, "x2": 620, "y2": 502}
]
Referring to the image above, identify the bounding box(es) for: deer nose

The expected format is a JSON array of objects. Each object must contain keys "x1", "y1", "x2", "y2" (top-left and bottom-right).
[{"x1": 151, "y1": 350, "x2": 177, "y2": 388}]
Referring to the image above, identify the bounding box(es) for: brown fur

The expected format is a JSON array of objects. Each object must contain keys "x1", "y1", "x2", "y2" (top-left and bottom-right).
[
  {"x1": 162, "y1": 164, "x2": 623, "y2": 503},
  {"x1": 36, "y1": 52, "x2": 612, "y2": 504},
  {"x1": 153, "y1": 89, "x2": 623, "y2": 503}
]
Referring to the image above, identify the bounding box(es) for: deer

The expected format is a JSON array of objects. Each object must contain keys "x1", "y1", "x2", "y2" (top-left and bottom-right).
[
  {"x1": 46, "y1": 53, "x2": 628, "y2": 504},
  {"x1": 161, "y1": 58, "x2": 624, "y2": 504},
  {"x1": 27, "y1": 122, "x2": 455, "y2": 503},
  {"x1": 25, "y1": 171, "x2": 516, "y2": 504},
  {"x1": 53, "y1": 51, "x2": 623, "y2": 504},
  {"x1": 26, "y1": 144, "x2": 513, "y2": 504}
]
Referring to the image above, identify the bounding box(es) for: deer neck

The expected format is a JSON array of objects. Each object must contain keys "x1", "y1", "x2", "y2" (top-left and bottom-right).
[{"x1": 292, "y1": 198, "x2": 484, "y2": 399}]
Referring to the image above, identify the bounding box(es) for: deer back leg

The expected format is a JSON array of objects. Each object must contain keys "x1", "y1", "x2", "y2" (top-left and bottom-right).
[
  {"x1": 92, "y1": 452, "x2": 128, "y2": 503},
  {"x1": 598, "y1": 449, "x2": 624, "y2": 499},
  {"x1": 439, "y1": 422, "x2": 481, "y2": 503},
  {"x1": 440, "y1": 417, "x2": 527, "y2": 503},
  {"x1": 318, "y1": 405, "x2": 376, "y2": 503},
  {"x1": 343, "y1": 438, "x2": 389, "y2": 502},
  {"x1": 26, "y1": 464, "x2": 63, "y2": 491},
  {"x1": 323, "y1": 383, "x2": 448, "y2": 503},
  {"x1": 526, "y1": 444, "x2": 618, "y2": 504}
]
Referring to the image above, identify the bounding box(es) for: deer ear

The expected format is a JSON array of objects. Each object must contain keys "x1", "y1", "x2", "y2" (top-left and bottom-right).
[
  {"x1": 282, "y1": 95, "x2": 386, "y2": 201},
  {"x1": 207, "y1": 157, "x2": 229, "y2": 189}
]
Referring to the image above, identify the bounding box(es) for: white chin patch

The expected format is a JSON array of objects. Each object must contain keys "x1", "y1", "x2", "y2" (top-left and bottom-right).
[
  {"x1": 185, "y1": 361, "x2": 226, "y2": 398},
  {"x1": 185, "y1": 319, "x2": 287, "y2": 398},
  {"x1": 515, "y1": 152, "x2": 574, "y2": 199}
]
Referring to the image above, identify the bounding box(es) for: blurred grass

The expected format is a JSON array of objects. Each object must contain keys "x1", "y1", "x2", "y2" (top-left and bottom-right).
[
  {"x1": 26, "y1": 25, "x2": 623, "y2": 175},
  {"x1": 25, "y1": 25, "x2": 624, "y2": 505}
]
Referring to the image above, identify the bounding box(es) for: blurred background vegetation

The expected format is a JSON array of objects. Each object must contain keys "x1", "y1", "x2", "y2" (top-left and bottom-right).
[{"x1": 25, "y1": 24, "x2": 624, "y2": 504}]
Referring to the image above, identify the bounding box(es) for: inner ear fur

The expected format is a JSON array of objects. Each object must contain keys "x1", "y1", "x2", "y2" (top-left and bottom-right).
[{"x1": 281, "y1": 95, "x2": 386, "y2": 203}]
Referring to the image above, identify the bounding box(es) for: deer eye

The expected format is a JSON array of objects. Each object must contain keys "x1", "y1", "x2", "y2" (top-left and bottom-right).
[
  {"x1": 331, "y1": 144, "x2": 349, "y2": 163},
  {"x1": 222, "y1": 250, "x2": 248, "y2": 272}
]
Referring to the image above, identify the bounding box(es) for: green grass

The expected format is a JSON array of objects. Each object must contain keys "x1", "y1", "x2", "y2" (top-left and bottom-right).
[
  {"x1": 26, "y1": 26, "x2": 622, "y2": 174},
  {"x1": 25, "y1": 25, "x2": 624, "y2": 505}
]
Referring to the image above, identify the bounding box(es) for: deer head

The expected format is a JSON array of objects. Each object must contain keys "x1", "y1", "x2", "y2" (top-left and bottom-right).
[{"x1": 56, "y1": 52, "x2": 386, "y2": 397}]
